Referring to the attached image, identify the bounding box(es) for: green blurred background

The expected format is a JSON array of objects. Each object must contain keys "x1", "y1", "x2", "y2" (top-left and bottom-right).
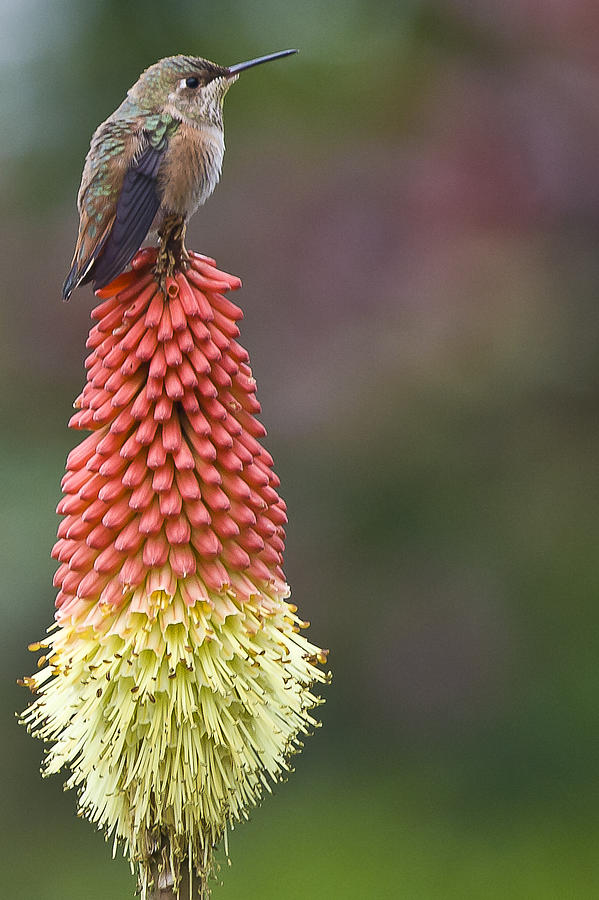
[{"x1": 4, "y1": 0, "x2": 599, "y2": 896}]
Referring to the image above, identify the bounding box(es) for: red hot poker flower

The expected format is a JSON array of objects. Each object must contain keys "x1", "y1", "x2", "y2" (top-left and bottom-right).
[{"x1": 22, "y1": 248, "x2": 328, "y2": 899}]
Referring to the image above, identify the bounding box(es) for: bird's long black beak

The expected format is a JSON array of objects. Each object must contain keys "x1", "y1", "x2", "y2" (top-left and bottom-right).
[{"x1": 226, "y1": 49, "x2": 298, "y2": 76}]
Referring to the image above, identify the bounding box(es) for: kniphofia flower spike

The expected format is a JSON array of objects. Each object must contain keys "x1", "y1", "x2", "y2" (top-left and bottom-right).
[{"x1": 21, "y1": 248, "x2": 328, "y2": 898}]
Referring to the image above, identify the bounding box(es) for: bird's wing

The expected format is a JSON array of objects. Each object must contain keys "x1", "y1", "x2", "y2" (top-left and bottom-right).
[
  {"x1": 63, "y1": 119, "x2": 175, "y2": 299},
  {"x1": 63, "y1": 118, "x2": 130, "y2": 300},
  {"x1": 85, "y1": 137, "x2": 166, "y2": 290}
]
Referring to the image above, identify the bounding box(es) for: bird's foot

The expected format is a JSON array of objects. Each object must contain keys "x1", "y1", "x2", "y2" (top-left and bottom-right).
[{"x1": 154, "y1": 215, "x2": 189, "y2": 287}]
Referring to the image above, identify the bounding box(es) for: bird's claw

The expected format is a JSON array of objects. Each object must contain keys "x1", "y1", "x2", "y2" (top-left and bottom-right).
[{"x1": 154, "y1": 215, "x2": 189, "y2": 286}]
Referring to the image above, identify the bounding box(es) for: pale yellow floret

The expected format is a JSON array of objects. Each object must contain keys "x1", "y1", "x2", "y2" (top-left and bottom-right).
[{"x1": 21, "y1": 580, "x2": 328, "y2": 897}]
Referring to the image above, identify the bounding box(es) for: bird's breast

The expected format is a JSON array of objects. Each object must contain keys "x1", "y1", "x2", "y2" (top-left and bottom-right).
[{"x1": 158, "y1": 122, "x2": 225, "y2": 219}]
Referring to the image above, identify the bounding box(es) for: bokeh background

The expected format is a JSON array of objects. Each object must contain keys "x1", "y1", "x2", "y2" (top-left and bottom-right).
[{"x1": 3, "y1": 0, "x2": 599, "y2": 896}]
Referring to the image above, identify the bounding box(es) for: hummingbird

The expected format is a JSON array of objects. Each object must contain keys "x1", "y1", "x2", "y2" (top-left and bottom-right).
[{"x1": 63, "y1": 49, "x2": 297, "y2": 300}]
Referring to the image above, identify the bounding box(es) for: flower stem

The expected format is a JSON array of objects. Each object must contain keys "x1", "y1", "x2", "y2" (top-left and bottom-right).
[{"x1": 147, "y1": 856, "x2": 205, "y2": 900}]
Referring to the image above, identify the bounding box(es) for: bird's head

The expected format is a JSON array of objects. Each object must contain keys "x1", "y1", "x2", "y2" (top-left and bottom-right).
[{"x1": 131, "y1": 50, "x2": 297, "y2": 129}]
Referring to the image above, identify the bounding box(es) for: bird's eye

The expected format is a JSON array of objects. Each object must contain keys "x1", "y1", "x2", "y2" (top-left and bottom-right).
[{"x1": 185, "y1": 77, "x2": 199, "y2": 89}]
